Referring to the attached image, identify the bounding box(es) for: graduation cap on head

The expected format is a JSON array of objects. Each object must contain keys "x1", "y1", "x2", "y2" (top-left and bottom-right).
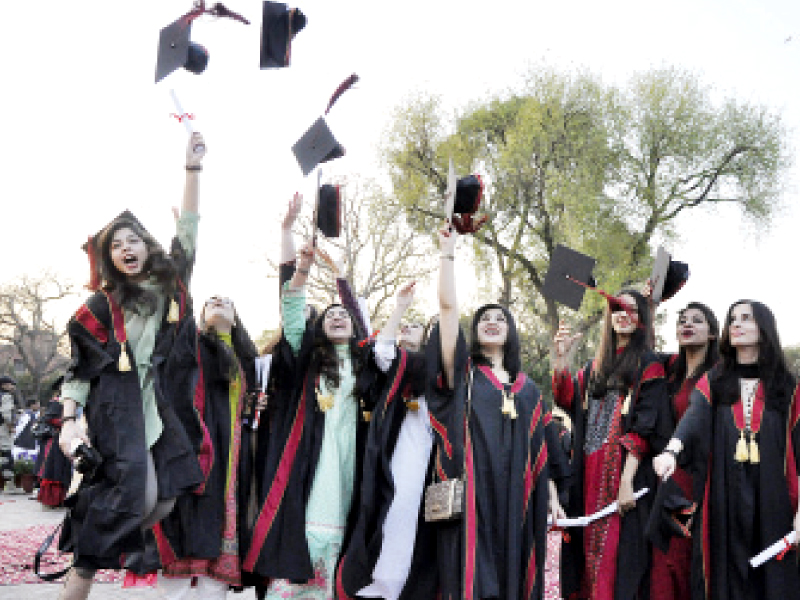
[
  {"x1": 82, "y1": 210, "x2": 152, "y2": 291},
  {"x1": 260, "y1": 2, "x2": 307, "y2": 68},
  {"x1": 155, "y1": 3, "x2": 250, "y2": 83},
  {"x1": 650, "y1": 247, "x2": 689, "y2": 303},
  {"x1": 317, "y1": 183, "x2": 341, "y2": 238}
]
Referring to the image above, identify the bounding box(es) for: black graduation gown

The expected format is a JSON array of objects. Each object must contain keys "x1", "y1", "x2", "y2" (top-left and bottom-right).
[
  {"x1": 157, "y1": 332, "x2": 257, "y2": 580},
  {"x1": 552, "y1": 351, "x2": 671, "y2": 600},
  {"x1": 59, "y1": 237, "x2": 204, "y2": 571},
  {"x1": 240, "y1": 324, "x2": 381, "y2": 582},
  {"x1": 672, "y1": 368, "x2": 800, "y2": 600},
  {"x1": 34, "y1": 403, "x2": 72, "y2": 507},
  {"x1": 335, "y1": 346, "x2": 439, "y2": 600},
  {"x1": 426, "y1": 326, "x2": 564, "y2": 600}
]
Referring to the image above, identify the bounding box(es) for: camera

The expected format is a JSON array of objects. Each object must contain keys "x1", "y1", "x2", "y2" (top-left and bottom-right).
[{"x1": 70, "y1": 442, "x2": 102, "y2": 475}]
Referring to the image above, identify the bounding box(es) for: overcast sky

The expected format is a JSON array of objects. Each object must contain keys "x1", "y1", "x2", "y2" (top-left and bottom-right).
[{"x1": 1, "y1": 0, "x2": 799, "y2": 352}]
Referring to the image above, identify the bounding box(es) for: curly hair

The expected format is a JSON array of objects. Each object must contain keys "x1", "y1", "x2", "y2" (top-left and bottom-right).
[{"x1": 309, "y1": 304, "x2": 366, "y2": 390}]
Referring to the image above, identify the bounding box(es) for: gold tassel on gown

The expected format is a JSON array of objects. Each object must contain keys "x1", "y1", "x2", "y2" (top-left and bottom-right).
[
  {"x1": 118, "y1": 349, "x2": 131, "y2": 372},
  {"x1": 749, "y1": 432, "x2": 760, "y2": 464},
  {"x1": 501, "y1": 391, "x2": 518, "y2": 420},
  {"x1": 735, "y1": 430, "x2": 749, "y2": 462},
  {"x1": 167, "y1": 299, "x2": 180, "y2": 323}
]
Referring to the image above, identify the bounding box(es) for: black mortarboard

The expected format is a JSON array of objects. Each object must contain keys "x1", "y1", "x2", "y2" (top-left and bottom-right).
[
  {"x1": 542, "y1": 245, "x2": 597, "y2": 311},
  {"x1": 260, "y1": 2, "x2": 307, "y2": 68},
  {"x1": 292, "y1": 118, "x2": 345, "y2": 176},
  {"x1": 650, "y1": 247, "x2": 690, "y2": 303},
  {"x1": 454, "y1": 175, "x2": 483, "y2": 215},
  {"x1": 317, "y1": 184, "x2": 341, "y2": 238},
  {"x1": 155, "y1": 17, "x2": 209, "y2": 83}
]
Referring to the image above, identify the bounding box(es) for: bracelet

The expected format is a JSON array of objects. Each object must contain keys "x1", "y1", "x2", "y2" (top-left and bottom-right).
[
  {"x1": 440, "y1": 254, "x2": 455, "y2": 260},
  {"x1": 185, "y1": 164, "x2": 203, "y2": 172},
  {"x1": 297, "y1": 268, "x2": 310, "y2": 275},
  {"x1": 62, "y1": 415, "x2": 77, "y2": 423}
]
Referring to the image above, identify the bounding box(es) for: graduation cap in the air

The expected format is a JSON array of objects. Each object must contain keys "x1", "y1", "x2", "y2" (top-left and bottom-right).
[
  {"x1": 260, "y1": 2, "x2": 307, "y2": 68},
  {"x1": 155, "y1": 4, "x2": 250, "y2": 83},
  {"x1": 292, "y1": 74, "x2": 358, "y2": 176},
  {"x1": 442, "y1": 159, "x2": 488, "y2": 234},
  {"x1": 317, "y1": 184, "x2": 341, "y2": 238},
  {"x1": 542, "y1": 245, "x2": 598, "y2": 311},
  {"x1": 82, "y1": 210, "x2": 153, "y2": 291},
  {"x1": 542, "y1": 244, "x2": 643, "y2": 326},
  {"x1": 155, "y1": 17, "x2": 209, "y2": 83},
  {"x1": 292, "y1": 118, "x2": 345, "y2": 176},
  {"x1": 650, "y1": 247, "x2": 690, "y2": 303}
]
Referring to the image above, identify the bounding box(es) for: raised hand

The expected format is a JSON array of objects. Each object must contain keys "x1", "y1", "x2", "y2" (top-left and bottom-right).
[
  {"x1": 653, "y1": 452, "x2": 677, "y2": 480},
  {"x1": 437, "y1": 222, "x2": 458, "y2": 256},
  {"x1": 282, "y1": 193, "x2": 303, "y2": 231},
  {"x1": 186, "y1": 131, "x2": 206, "y2": 167},
  {"x1": 297, "y1": 240, "x2": 315, "y2": 272},
  {"x1": 396, "y1": 281, "x2": 416, "y2": 312},
  {"x1": 552, "y1": 321, "x2": 582, "y2": 370}
]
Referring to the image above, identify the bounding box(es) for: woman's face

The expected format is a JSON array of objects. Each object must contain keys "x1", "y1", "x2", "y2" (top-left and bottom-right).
[
  {"x1": 323, "y1": 306, "x2": 353, "y2": 343},
  {"x1": 676, "y1": 308, "x2": 713, "y2": 348},
  {"x1": 476, "y1": 308, "x2": 509, "y2": 348},
  {"x1": 611, "y1": 294, "x2": 639, "y2": 336},
  {"x1": 728, "y1": 303, "x2": 759, "y2": 348},
  {"x1": 398, "y1": 322, "x2": 425, "y2": 351},
  {"x1": 110, "y1": 227, "x2": 149, "y2": 279},
  {"x1": 204, "y1": 296, "x2": 235, "y2": 331}
]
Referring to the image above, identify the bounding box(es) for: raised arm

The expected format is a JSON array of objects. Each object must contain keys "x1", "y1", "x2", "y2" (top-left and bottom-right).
[
  {"x1": 381, "y1": 281, "x2": 416, "y2": 342},
  {"x1": 437, "y1": 226, "x2": 459, "y2": 388},
  {"x1": 182, "y1": 132, "x2": 206, "y2": 215}
]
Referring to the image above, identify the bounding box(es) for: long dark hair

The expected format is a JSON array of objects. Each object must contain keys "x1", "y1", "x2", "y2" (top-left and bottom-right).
[
  {"x1": 469, "y1": 304, "x2": 521, "y2": 379},
  {"x1": 670, "y1": 302, "x2": 720, "y2": 391},
  {"x1": 589, "y1": 289, "x2": 652, "y2": 396},
  {"x1": 713, "y1": 300, "x2": 795, "y2": 410},
  {"x1": 310, "y1": 304, "x2": 365, "y2": 389},
  {"x1": 200, "y1": 304, "x2": 258, "y2": 383},
  {"x1": 99, "y1": 218, "x2": 179, "y2": 313}
]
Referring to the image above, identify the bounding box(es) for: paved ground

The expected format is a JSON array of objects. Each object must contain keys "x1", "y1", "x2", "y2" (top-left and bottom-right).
[{"x1": 0, "y1": 491, "x2": 259, "y2": 599}]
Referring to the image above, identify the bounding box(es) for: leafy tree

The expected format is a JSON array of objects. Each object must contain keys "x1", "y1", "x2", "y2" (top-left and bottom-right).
[{"x1": 383, "y1": 66, "x2": 788, "y2": 371}]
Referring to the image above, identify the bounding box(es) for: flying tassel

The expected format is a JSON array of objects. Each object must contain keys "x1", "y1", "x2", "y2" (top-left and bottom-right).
[
  {"x1": 325, "y1": 73, "x2": 359, "y2": 115},
  {"x1": 749, "y1": 433, "x2": 760, "y2": 464},
  {"x1": 452, "y1": 213, "x2": 489, "y2": 235},
  {"x1": 735, "y1": 430, "x2": 749, "y2": 462},
  {"x1": 566, "y1": 276, "x2": 646, "y2": 330},
  {"x1": 167, "y1": 299, "x2": 180, "y2": 323},
  {"x1": 182, "y1": 1, "x2": 250, "y2": 26},
  {"x1": 86, "y1": 236, "x2": 102, "y2": 291},
  {"x1": 118, "y1": 349, "x2": 132, "y2": 372}
]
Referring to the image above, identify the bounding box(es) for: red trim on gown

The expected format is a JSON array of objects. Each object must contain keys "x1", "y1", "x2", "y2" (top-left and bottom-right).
[{"x1": 650, "y1": 377, "x2": 696, "y2": 600}]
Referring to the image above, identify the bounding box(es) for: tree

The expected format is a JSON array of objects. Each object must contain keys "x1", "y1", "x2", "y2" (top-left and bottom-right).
[
  {"x1": 383, "y1": 66, "x2": 788, "y2": 372},
  {"x1": 0, "y1": 273, "x2": 74, "y2": 404},
  {"x1": 266, "y1": 176, "x2": 437, "y2": 327}
]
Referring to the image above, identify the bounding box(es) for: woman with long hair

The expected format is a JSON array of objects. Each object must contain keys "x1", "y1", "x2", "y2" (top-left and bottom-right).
[
  {"x1": 157, "y1": 295, "x2": 258, "y2": 599},
  {"x1": 242, "y1": 237, "x2": 375, "y2": 599},
  {"x1": 552, "y1": 289, "x2": 671, "y2": 600},
  {"x1": 431, "y1": 224, "x2": 566, "y2": 600},
  {"x1": 654, "y1": 301, "x2": 800, "y2": 599},
  {"x1": 57, "y1": 133, "x2": 207, "y2": 600},
  {"x1": 647, "y1": 302, "x2": 719, "y2": 600}
]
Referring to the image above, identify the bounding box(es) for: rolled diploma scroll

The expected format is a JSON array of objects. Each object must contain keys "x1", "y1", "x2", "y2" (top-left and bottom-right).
[
  {"x1": 750, "y1": 531, "x2": 798, "y2": 568},
  {"x1": 548, "y1": 487, "x2": 650, "y2": 528},
  {"x1": 169, "y1": 88, "x2": 194, "y2": 136},
  {"x1": 252, "y1": 355, "x2": 273, "y2": 430}
]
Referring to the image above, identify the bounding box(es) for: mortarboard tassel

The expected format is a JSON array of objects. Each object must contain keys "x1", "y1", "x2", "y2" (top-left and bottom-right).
[
  {"x1": 749, "y1": 432, "x2": 760, "y2": 464},
  {"x1": 325, "y1": 74, "x2": 359, "y2": 115},
  {"x1": 118, "y1": 349, "x2": 132, "y2": 372},
  {"x1": 735, "y1": 430, "x2": 749, "y2": 462},
  {"x1": 167, "y1": 299, "x2": 180, "y2": 323},
  {"x1": 501, "y1": 390, "x2": 518, "y2": 420}
]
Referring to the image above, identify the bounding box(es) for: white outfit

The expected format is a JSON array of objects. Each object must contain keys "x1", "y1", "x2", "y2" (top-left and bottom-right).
[{"x1": 357, "y1": 339, "x2": 434, "y2": 600}]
